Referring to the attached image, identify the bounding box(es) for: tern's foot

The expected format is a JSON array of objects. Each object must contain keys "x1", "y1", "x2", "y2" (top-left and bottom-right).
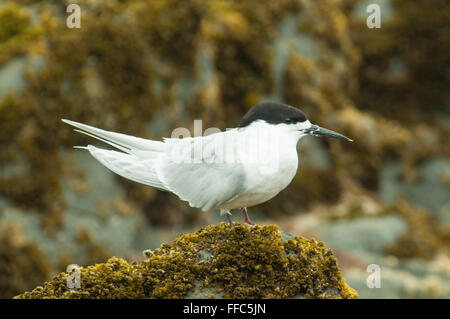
[{"x1": 240, "y1": 207, "x2": 255, "y2": 226}]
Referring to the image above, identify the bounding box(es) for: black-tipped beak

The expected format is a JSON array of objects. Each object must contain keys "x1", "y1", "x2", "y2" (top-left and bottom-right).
[{"x1": 303, "y1": 124, "x2": 353, "y2": 142}]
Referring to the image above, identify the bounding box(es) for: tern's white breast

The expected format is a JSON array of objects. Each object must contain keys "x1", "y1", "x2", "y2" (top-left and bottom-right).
[{"x1": 220, "y1": 124, "x2": 300, "y2": 210}]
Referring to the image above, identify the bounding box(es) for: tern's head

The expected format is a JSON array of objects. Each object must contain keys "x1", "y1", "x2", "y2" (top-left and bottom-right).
[{"x1": 238, "y1": 102, "x2": 352, "y2": 142}]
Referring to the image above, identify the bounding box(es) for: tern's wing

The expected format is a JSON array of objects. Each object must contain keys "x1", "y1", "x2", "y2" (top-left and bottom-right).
[{"x1": 157, "y1": 132, "x2": 246, "y2": 211}]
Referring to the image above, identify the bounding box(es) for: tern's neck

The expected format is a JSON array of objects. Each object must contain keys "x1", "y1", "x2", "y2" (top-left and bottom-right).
[{"x1": 238, "y1": 122, "x2": 302, "y2": 147}]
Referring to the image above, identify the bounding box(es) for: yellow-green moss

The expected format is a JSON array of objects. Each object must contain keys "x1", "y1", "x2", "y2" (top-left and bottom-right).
[
  {"x1": 0, "y1": 3, "x2": 41, "y2": 65},
  {"x1": 15, "y1": 223, "x2": 358, "y2": 299},
  {"x1": 348, "y1": 0, "x2": 450, "y2": 122},
  {"x1": 0, "y1": 3, "x2": 30, "y2": 42},
  {"x1": 386, "y1": 201, "x2": 450, "y2": 259}
]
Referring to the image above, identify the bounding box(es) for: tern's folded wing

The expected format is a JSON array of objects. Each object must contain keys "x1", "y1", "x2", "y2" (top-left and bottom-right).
[{"x1": 157, "y1": 134, "x2": 246, "y2": 211}]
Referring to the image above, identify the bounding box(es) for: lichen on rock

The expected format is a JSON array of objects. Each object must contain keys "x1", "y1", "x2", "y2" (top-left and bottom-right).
[{"x1": 15, "y1": 223, "x2": 357, "y2": 299}]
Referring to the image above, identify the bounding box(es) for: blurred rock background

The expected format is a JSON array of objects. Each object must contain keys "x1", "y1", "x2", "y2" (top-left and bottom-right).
[{"x1": 0, "y1": 0, "x2": 449, "y2": 298}]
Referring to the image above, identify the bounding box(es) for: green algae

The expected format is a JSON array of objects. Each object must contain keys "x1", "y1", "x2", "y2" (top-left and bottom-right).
[{"x1": 15, "y1": 223, "x2": 358, "y2": 299}]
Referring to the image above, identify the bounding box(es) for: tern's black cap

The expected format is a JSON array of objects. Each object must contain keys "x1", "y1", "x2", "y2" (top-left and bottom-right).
[{"x1": 238, "y1": 102, "x2": 307, "y2": 128}]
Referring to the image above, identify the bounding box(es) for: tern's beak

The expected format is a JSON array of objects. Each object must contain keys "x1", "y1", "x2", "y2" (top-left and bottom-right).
[{"x1": 303, "y1": 124, "x2": 353, "y2": 142}]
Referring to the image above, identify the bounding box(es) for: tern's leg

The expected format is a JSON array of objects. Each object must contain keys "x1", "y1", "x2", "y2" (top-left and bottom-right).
[
  {"x1": 220, "y1": 209, "x2": 234, "y2": 228},
  {"x1": 240, "y1": 207, "x2": 255, "y2": 226}
]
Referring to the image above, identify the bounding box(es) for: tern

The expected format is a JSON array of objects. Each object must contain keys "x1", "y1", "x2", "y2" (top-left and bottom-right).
[{"x1": 62, "y1": 102, "x2": 352, "y2": 227}]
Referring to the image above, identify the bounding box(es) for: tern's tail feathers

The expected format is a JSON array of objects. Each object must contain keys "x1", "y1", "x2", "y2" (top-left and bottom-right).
[
  {"x1": 62, "y1": 119, "x2": 168, "y2": 191},
  {"x1": 61, "y1": 119, "x2": 164, "y2": 155},
  {"x1": 84, "y1": 145, "x2": 167, "y2": 191}
]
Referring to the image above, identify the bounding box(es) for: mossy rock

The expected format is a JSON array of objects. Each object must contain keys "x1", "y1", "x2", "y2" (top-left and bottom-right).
[{"x1": 15, "y1": 223, "x2": 357, "y2": 299}]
